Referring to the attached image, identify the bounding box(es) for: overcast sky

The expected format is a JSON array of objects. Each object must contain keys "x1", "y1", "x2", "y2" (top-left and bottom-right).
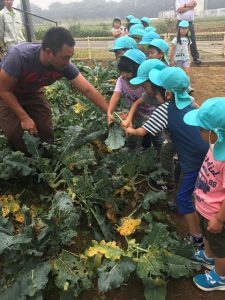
[{"x1": 14, "y1": 0, "x2": 78, "y2": 10}]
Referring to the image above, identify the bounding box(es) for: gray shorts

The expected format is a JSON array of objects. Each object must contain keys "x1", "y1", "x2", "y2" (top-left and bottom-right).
[{"x1": 174, "y1": 60, "x2": 190, "y2": 68}]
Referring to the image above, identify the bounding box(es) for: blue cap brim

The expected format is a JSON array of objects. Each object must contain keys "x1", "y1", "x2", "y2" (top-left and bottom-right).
[
  {"x1": 130, "y1": 77, "x2": 147, "y2": 85},
  {"x1": 149, "y1": 69, "x2": 163, "y2": 86},
  {"x1": 174, "y1": 91, "x2": 192, "y2": 110},
  {"x1": 183, "y1": 109, "x2": 201, "y2": 126}
]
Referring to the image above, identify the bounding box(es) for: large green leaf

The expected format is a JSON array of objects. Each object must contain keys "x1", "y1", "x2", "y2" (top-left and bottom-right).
[
  {"x1": 0, "y1": 262, "x2": 51, "y2": 299},
  {"x1": 98, "y1": 257, "x2": 136, "y2": 293},
  {"x1": 105, "y1": 123, "x2": 125, "y2": 150},
  {"x1": 0, "y1": 152, "x2": 35, "y2": 179},
  {"x1": 166, "y1": 254, "x2": 199, "y2": 278},
  {"x1": 144, "y1": 283, "x2": 167, "y2": 300},
  {"x1": 0, "y1": 232, "x2": 31, "y2": 254},
  {"x1": 136, "y1": 250, "x2": 166, "y2": 283},
  {"x1": 23, "y1": 131, "x2": 44, "y2": 157},
  {"x1": 141, "y1": 223, "x2": 169, "y2": 249},
  {"x1": 53, "y1": 250, "x2": 93, "y2": 297},
  {"x1": 142, "y1": 191, "x2": 167, "y2": 210}
]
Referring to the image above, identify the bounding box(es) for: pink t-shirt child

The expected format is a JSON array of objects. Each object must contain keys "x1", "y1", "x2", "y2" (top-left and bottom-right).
[{"x1": 194, "y1": 147, "x2": 225, "y2": 220}]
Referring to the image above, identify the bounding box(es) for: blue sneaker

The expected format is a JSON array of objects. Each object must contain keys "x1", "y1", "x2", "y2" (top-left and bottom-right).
[
  {"x1": 194, "y1": 269, "x2": 225, "y2": 291},
  {"x1": 193, "y1": 250, "x2": 215, "y2": 270}
]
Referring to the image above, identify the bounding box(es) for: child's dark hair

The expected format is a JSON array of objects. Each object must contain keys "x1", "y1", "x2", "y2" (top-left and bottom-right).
[
  {"x1": 177, "y1": 27, "x2": 191, "y2": 45},
  {"x1": 113, "y1": 17, "x2": 121, "y2": 26},
  {"x1": 117, "y1": 56, "x2": 139, "y2": 77},
  {"x1": 150, "y1": 81, "x2": 166, "y2": 99}
]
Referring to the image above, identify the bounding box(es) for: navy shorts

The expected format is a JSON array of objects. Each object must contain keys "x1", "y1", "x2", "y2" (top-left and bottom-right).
[{"x1": 176, "y1": 171, "x2": 199, "y2": 215}]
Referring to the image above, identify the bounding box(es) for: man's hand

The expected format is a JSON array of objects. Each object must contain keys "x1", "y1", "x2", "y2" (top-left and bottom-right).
[
  {"x1": 21, "y1": 116, "x2": 38, "y2": 135},
  {"x1": 207, "y1": 216, "x2": 224, "y2": 234}
]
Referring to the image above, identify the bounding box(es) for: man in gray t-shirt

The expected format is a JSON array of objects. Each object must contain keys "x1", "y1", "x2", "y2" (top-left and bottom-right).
[{"x1": 0, "y1": 27, "x2": 108, "y2": 153}]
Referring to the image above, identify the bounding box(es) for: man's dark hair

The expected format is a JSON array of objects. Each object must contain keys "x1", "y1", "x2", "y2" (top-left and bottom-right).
[
  {"x1": 42, "y1": 27, "x2": 75, "y2": 54},
  {"x1": 117, "y1": 56, "x2": 139, "y2": 77}
]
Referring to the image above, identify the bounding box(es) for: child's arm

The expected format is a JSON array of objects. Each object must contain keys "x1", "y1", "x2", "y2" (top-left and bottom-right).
[
  {"x1": 111, "y1": 29, "x2": 122, "y2": 38},
  {"x1": 208, "y1": 199, "x2": 225, "y2": 234},
  {"x1": 122, "y1": 97, "x2": 144, "y2": 128},
  {"x1": 188, "y1": 44, "x2": 192, "y2": 63},
  {"x1": 170, "y1": 43, "x2": 176, "y2": 66},
  {"x1": 125, "y1": 126, "x2": 147, "y2": 136},
  {"x1": 107, "y1": 91, "x2": 121, "y2": 125}
]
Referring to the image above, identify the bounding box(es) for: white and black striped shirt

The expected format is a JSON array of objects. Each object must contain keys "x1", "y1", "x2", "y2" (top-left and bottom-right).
[{"x1": 142, "y1": 102, "x2": 169, "y2": 136}]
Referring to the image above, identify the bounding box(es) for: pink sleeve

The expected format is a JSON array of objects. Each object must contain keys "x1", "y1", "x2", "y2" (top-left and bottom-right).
[{"x1": 114, "y1": 76, "x2": 123, "y2": 93}]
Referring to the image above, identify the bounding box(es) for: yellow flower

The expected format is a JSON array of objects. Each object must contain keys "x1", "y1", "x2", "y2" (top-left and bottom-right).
[
  {"x1": 2, "y1": 206, "x2": 10, "y2": 217},
  {"x1": 73, "y1": 103, "x2": 86, "y2": 114},
  {"x1": 117, "y1": 217, "x2": 141, "y2": 237},
  {"x1": 14, "y1": 212, "x2": 25, "y2": 223}
]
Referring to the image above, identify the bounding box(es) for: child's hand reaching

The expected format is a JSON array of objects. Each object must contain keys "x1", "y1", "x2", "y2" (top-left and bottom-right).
[
  {"x1": 122, "y1": 118, "x2": 132, "y2": 128},
  {"x1": 107, "y1": 112, "x2": 114, "y2": 126}
]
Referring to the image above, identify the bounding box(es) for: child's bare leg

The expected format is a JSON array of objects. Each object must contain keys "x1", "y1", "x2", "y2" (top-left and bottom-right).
[
  {"x1": 203, "y1": 238, "x2": 214, "y2": 258},
  {"x1": 215, "y1": 257, "x2": 225, "y2": 276},
  {"x1": 183, "y1": 67, "x2": 190, "y2": 77},
  {"x1": 184, "y1": 211, "x2": 202, "y2": 236}
]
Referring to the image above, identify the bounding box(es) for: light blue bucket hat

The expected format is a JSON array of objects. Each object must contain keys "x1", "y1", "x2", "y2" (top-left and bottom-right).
[
  {"x1": 149, "y1": 67, "x2": 191, "y2": 109},
  {"x1": 129, "y1": 23, "x2": 145, "y2": 31},
  {"x1": 149, "y1": 39, "x2": 169, "y2": 53},
  {"x1": 109, "y1": 36, "x2": 137, "y2": 51},
  {"x1": 129, "y1": 18, "x2": 141, "y2": 25},
  {"x1": 138, "y1": 31, "x2": 160, "y2": 45},
  {"x1": 130, "y1": 59, "x2": 166, "y2": 85},
  {"x1": 145, "y1": 26, "x2": 156, "y2": 32},
  {"x1": 184, "y1": 97, "x2": 225, "y2": 161},
  {"x1": 122, "y1": 49, "x2": 147, "y2": 64},
  {"x1": 179, "y1": 20, "x2": 189, "y2": 28},
  {"x1": 126, "y1": 15, "x2": 135, "y2": 21},
  {"x1": 128, "y1": 28, "x2": 145, "y2": 38},
  {"x1": 141, "y1": 17, "x2": 151, "y2": 25}
]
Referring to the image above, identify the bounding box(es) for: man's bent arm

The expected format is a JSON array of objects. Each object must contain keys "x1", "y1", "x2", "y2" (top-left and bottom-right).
[
  {"x1": 0, "y1": 70, "x2": 37, "y2": 132},
  {"x1": 71, "y1": 73, "x2": 108, "y2": 113}
]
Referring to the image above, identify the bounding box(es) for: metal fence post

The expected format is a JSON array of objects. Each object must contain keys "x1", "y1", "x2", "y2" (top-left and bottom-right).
[{"x1": 224, "y1": 33, "x2": 225, "y2": 57}]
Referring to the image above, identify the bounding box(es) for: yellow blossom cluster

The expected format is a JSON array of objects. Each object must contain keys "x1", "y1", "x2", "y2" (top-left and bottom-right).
[
  {"x1": 0, "y1": 194, "x2": 25, "y2": 223},
  {"x1": 86, "y1": 240, "x2": 123, "y2": 260},
  {"x1": 73, "y1": 102, "x2": 86, "y2": 114},
  {"x1": 117, "y1": 217, "x2": 141, "y2": 237}
]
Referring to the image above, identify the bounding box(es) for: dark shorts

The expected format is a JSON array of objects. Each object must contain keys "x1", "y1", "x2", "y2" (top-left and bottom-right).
[{"x1": 198, "y1": 213, "x2": 225, "y2": 258}]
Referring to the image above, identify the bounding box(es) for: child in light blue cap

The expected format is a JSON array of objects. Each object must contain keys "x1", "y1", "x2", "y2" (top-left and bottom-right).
[
  {"x1": 170, "y1": 20, "x2": 191, "y2": 76},
  {"x1": 148, "y1": 38, "x2": 169, "y2": 64},
  {"x1": 122, "y1": 59, "x2": 166, "y2": 153},
  {"x1": 184, "y1": 97, "x2": 225, "y2": 291},
  {"x1": 128, "y1": 27, "x2": 145, "y2": 43},
  {"x1": 109, "y1": 36, "x2": 137, "y2": 59},
  {"x1": 124, "y1": 67, "x2": 209, "y2": 247},
  {"x1": 138, "y1": 31, "x2": 160, "y2": 55},
  {"x1": 107, "y1": 49, "x2": 146, "y2": 126},
  {"x1": 141, "y1": 17, "x2": 151, "y2": 28}
]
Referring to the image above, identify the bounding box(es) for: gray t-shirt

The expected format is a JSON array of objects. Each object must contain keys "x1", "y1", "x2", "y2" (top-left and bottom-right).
[{"x1": 1, "y1": 42, "x2": 79, "y2": 96}]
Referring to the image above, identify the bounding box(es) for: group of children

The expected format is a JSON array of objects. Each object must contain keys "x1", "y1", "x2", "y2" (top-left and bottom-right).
[{"x1": 108, "y1": 15, "x2": 225, "y2": 292}]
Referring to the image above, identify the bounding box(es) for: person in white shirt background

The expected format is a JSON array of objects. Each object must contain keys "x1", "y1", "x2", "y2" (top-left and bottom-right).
[{"x1": 175, "y1": 0, "x2": 202, "y2": 64}]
